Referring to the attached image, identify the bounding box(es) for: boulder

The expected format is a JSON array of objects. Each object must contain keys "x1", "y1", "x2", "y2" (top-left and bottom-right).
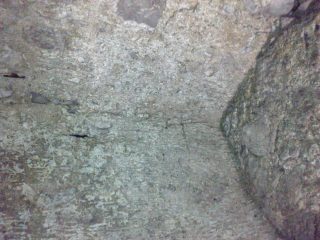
[{"x1": 221, "y1": 3, "x2": 320, "y2": 239}]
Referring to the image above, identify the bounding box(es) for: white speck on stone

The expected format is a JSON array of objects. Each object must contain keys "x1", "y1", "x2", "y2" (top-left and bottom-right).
[
  {"x1": 13, "y1": 164, "x2": 24, "y2": 173},
  {"x1": 205, "y1": 69, "x2": 216, "y2": 77},
  {"x1": 90, "y1": 144, "x2": 108, "y2": 168},
  {"x1": 68, "y1": 77, "x2": 81, "y2": 83},
  {"x1": 21, "y1": 183, "x2": 36, "y2": 202},
  {"x1": 18, "y1": 209, "x2": 32, "y2": 224}
]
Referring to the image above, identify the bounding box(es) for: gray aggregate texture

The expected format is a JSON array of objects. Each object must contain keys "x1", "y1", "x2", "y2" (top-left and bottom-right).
[{"x1": 0, "y1": 0, "x2": 280, "y2": 239}]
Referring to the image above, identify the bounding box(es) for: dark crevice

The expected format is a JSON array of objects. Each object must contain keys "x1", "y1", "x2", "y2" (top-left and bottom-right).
[
  {"x1": 315, "y1": 216, "x2": 319, "y2": 240},
  {"x1": 69, "y1": 134, "x2": 90, "y2": 138},
  {"x1": 303, "y1": 32, "x2": 310, "y2": 49},
  {"x1": 2, "y1": 73, "x2": 25, "y2": 78}
]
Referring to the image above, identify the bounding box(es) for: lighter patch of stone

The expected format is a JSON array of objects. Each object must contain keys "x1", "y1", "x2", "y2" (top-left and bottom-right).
[{"x1": 0, "y1": 88, "x2": 13, "y2": 98}]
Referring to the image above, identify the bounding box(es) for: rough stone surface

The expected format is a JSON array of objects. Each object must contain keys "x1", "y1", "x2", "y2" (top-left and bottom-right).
[
  {"x1": 245, "y1": 0, "x2": 314, "y2": 17},
  {"x1": 0, "y1": 0, "x2": 282, "y2": 239},
  {"x1": 117, "y1": 0, "x2": 167, "y2": 28},
  {"x1": 221, "y1": 4, "x2": 320, "y2": 240},
  {"x1": 0, "y1": 88, "x2": 12, "y2": 98},
  {"x1": 31, "y1": 92, "x2": 51, "y2": 104}
]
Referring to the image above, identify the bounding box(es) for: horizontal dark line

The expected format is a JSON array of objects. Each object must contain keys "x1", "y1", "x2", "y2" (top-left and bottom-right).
[{"x1": 69, "y1": 134, "x2": 89, "y2": 138}]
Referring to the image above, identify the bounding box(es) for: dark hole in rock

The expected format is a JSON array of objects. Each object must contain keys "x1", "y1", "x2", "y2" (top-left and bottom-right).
[
  {"x1": 69, "y1": 134, "x2": 89, "y2": 138},
  {"x1": 3, "y1": 72, "x2": 25, "y2": 78}
]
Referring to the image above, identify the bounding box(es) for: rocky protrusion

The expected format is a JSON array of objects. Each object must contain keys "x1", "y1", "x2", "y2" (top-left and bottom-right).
[
  {"x1": 221, "y1": 5, "x2": 320, "y2": 240},
  {"x1": 245, "y1": 0, "x2": 315, "y2": 17}
]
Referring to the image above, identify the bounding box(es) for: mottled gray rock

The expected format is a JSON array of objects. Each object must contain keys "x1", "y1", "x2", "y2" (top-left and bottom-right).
[
  {"x1": 0, "y1": 88, "x2": 13, "y2": 98},
  {"x1": 244, "y1": 0, "x2": 260, "y2": 14},
  {"x1": 23, "y1": 23, "x2": 63, "y2": 50},
  {"x1": 53, "y1": 99, "x2": 80, "y2": 113},
  {"x1": 31, "y1": 92, "x2": 50, "y2": 104},
  {"x1": 0, "y1": 45, "x2": 23, "y2": 69},
  {"x1": 221, "y1": 5, "x2": 320, "y2": 240},
  {"x1": 248, "y1": 0, "x2": 314, "y2": 17},
  {"x1": 262, "y1": 0, "x2": 296, "y2": 17},
  {"x1": 117, "y1": 0, "x2": 166, "y2": 27},
  {"x1": 0, "y1": 0, "x2": 281, "y2": 239}
]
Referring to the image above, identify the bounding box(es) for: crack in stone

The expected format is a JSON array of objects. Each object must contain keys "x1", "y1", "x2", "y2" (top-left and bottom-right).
[
  {"x1": 180, "y1": 121, "x2": 190, "y2": 153},
  {"x1": 164, "y1": 3, "x2": 199, "y2": 29},
  {"x1": 69, "y1": 134, "x2": 90, "y2": 139}
]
